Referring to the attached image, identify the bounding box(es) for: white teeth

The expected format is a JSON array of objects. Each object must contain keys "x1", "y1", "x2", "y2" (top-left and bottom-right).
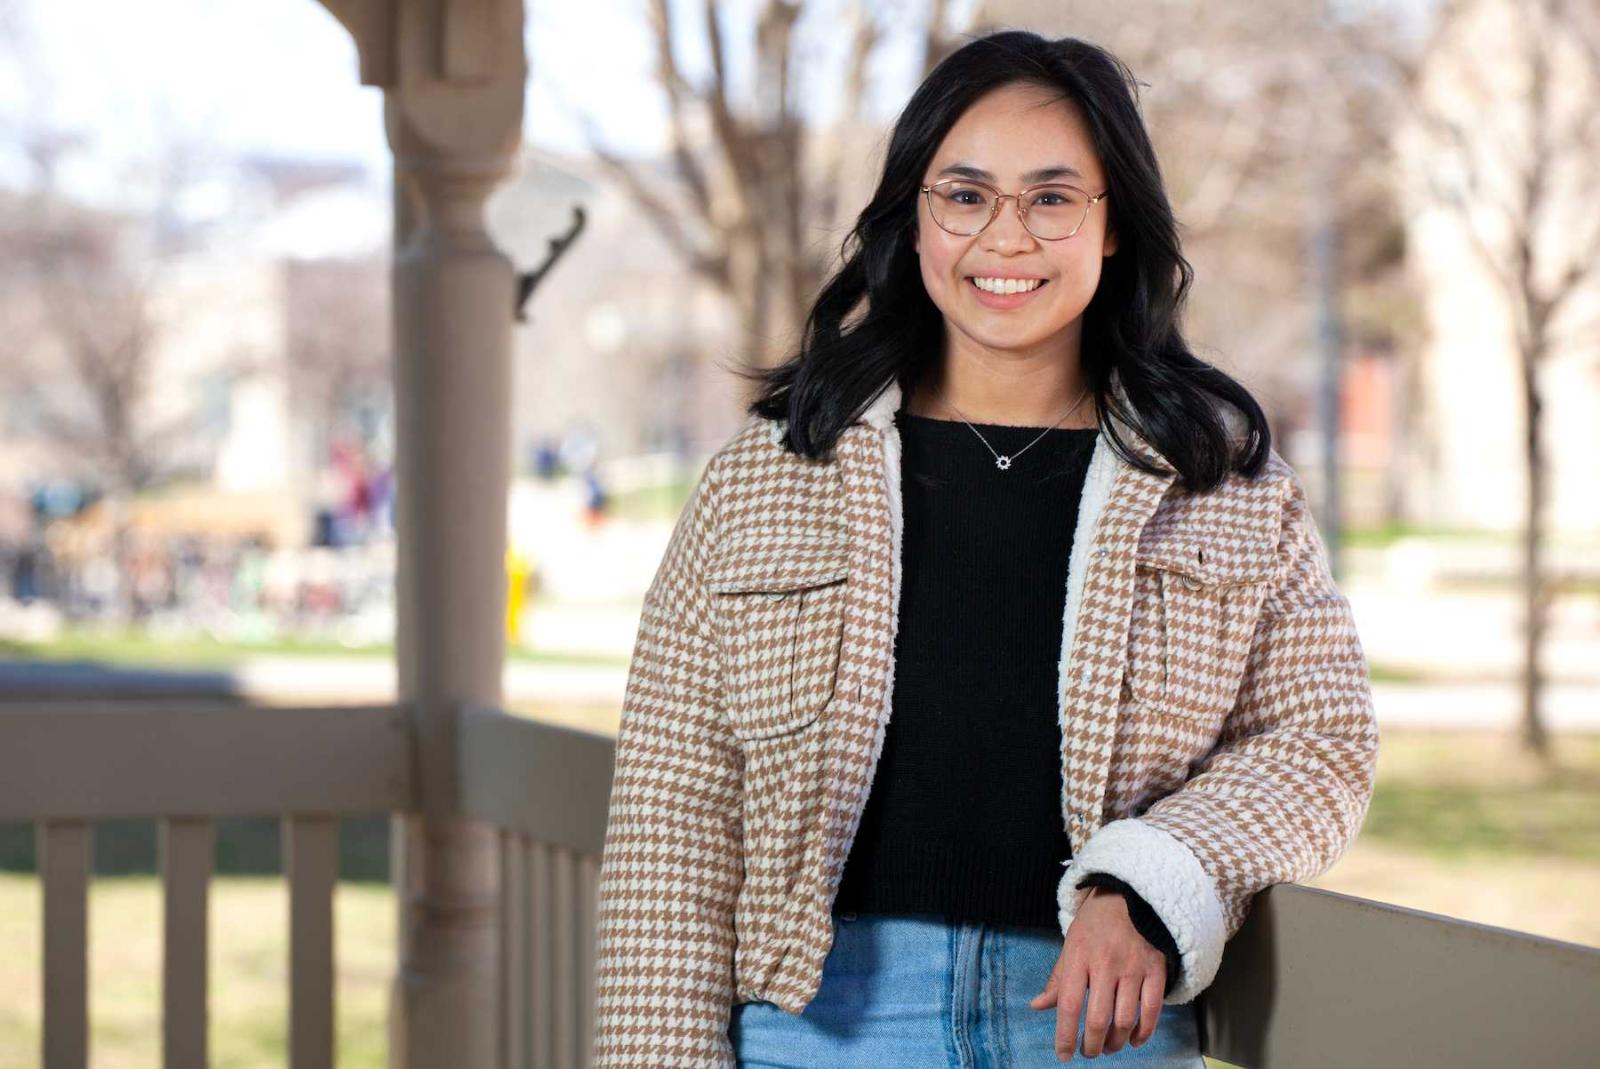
[{"x1": 972, "y1": 276, "x2": 1044, "y2": 295}]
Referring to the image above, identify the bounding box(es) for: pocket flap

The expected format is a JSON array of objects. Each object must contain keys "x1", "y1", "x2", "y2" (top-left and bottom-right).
[
  {"x1": 1134, "y1": 527, "x2": 1275, "y2": 586},
  {"x1": 707, "y1": 535, "x2": 850, "y2": 594}
]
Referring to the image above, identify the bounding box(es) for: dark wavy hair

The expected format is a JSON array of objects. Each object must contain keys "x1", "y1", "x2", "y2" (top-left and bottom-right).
[{"x1": 740, "y1": 30, "x2": 1270, "y2": 493}]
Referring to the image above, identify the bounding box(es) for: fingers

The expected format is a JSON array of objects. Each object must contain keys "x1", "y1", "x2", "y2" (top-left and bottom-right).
[
  {"x1": 1102, "y1": 976, "x2": 1143, "y2": 1055},
  {"x1": 1040, "y1": 949, "x2": 1166, "y2": 1060},
  {"x1": 1054, "y1": 960, "x2": 1089, "y2": 1061},
  {"x1": 1044, "y1": 895, "x2": 1169, "y2": 1061},
  {"x1": 1130, "y1": 969, "x2": 1165, "y2": 1048},
  {"x1": 1076, "y1": 972, "x2": 1120, "y2": 1058}
]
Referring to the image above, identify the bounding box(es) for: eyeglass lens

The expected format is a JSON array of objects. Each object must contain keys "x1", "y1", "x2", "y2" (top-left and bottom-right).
[{"x1": 926, "y1": 181, "x2": 1091, "y2": 239}]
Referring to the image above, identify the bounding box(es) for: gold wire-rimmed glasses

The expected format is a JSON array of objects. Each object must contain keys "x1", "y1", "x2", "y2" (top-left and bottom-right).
[{"x1": 919, "y1": 177, "x2": 1109, "y2": 240}]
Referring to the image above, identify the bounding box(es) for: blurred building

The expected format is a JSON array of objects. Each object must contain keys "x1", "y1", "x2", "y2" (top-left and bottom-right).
[
  {"x1": 1396, "y1": 0, "x2": 1599, "y2": 535},
  {"x1": 489, "y1": 145, "x2": 746, "y2": 464},
  {"x1": 0, "y1": 142, "x2": 764, "y2": 550}
]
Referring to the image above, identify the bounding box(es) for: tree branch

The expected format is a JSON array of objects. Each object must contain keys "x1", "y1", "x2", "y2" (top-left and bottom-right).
[
  {"x1": 646, "y1": 0, "x2": 716, "y2": 226},
  {"x1": 579, "y1": 119, "x2": 730, "y2": 286}
]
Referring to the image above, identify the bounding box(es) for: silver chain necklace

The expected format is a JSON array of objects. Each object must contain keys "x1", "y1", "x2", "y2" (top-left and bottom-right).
[{"x1": 936, "y1": 384, "x2": 1092, "y2": 471}]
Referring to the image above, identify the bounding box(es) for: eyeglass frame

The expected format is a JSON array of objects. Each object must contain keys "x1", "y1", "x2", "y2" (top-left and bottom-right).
[{"x1": 918, "y1": 177, "x2": 1109, "y2": 241}]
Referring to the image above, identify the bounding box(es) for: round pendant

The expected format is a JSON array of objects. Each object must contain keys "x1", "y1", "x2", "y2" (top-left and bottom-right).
[{"x1": 995, "y1": 455, "x2": 1012, "y2": 470}]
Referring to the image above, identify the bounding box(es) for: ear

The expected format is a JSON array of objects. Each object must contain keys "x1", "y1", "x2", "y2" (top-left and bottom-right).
[{"x1": 1102, "y1": 226, "x2": 1118, "y2": 258}]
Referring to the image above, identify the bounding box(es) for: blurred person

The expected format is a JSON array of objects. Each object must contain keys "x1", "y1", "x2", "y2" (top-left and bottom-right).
[
  {"x1": 531, "y1": 436, "x2": 561, "y2": 479},
  {"x1": 559, "y1": 420, "x2": 599, "y2": 475},
  {"x1": 581, "y1": 465, "x2": 609, "y2": 527},
  {"x1": 230, "y1": 537, "x2": 271, "y2": 639},
  {"x1": 331, "y1": 437, "x2": 382, "y2": 545},
  {"x1": 127, "y1": 535, "x2": 170, "y2": 624},
  {"x1": 367, "y1": 464, "x2": 395, "y2": 536},
  {"x1": 81, "y1": 551, "x2": 118, "y2": 620},
  {"x1": 10, "y1": 538, "x2": 46, "y2": 604},
  {"x1": 590, "y1": 30, "x2": 1378, "y2": 1068}
]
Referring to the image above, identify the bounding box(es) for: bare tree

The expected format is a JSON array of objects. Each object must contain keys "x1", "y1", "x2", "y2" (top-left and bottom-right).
[
  {"x1": 284, "y1": 256, "x2": 390, "y2": 451},
  {"x1": 0, "y1": 14, "x2": 256, "y2": 619},
  {"x1": 0, "y1": 190, "x2": 231, "y2": 620},
  {"x1": 1343, "y1": 0, "x2": 1600, "y2": 760},
  {"x1": 569, "y1": 0, "x2": 969, "y2": 371},
  {"x1": 3, "y1": 202, "x2": 220, "y2": 490}
]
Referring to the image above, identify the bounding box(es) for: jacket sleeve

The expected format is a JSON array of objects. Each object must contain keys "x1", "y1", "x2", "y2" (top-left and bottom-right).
[
  {"x1": 591, "y1": 458, "x2": 743, "y2": 1068},
  {"x1": 1058, "y1": 459, "x2": 1379, "y2": 1005}
]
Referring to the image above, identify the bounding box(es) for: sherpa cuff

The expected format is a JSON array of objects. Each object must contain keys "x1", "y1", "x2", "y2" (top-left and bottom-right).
[{"x1": 1057, "y1": 818, "x2": 1228, "y2": 1004}]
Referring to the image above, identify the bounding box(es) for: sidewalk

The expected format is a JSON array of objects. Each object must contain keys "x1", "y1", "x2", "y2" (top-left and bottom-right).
[{"x1": 1369, "y1": 681, "x2": 1599, "y2": 731}]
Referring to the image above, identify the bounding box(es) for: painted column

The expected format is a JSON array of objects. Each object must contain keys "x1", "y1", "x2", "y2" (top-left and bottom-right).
[{"x1": 317, "y1": 2, "x2": 526, "y2": 1066}]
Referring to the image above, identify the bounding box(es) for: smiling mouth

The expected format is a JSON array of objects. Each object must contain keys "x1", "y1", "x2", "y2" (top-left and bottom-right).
[{"x1": 967, "y1": 276, "x2": 1050, "y2": 296}]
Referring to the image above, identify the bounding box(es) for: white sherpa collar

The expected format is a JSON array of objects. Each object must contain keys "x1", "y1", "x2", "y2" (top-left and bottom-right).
[{"x1": 858, "y1": 378, "x2": 903, "y2": 431}]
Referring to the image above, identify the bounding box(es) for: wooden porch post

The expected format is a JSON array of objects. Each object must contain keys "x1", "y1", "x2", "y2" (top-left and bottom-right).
[{"x1": 318, "y1": 2, "x2": 526, "y2": 1067}]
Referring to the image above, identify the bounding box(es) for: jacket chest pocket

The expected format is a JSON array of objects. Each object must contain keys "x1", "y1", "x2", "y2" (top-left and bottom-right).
[
  {"x1": 707, "y1": 540, "x2": 850, "y2": 742},
  {"x1": 1125, "y1": 536, "x2": 1273, "y2": 726}
]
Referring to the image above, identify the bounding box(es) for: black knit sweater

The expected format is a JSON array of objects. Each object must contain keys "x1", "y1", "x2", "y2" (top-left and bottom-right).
[{"x1": 831, "y1": 409, "x2": 1182, "y2": 992}]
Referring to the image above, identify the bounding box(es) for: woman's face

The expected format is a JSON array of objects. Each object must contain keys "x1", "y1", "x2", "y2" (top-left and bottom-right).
[{"x1": 915, "y1": 82, "x2": 1118, "y2": 364}]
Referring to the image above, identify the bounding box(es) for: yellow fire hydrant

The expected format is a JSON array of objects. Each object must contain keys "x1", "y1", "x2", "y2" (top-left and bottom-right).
[{"x1": 506, "y1": 545, "x2": 532, "y2": 646}]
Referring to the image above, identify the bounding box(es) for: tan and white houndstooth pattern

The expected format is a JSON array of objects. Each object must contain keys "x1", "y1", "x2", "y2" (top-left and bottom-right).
[{"x1": 591, "y1": 378, "x2": 1379, "y2": 1066}]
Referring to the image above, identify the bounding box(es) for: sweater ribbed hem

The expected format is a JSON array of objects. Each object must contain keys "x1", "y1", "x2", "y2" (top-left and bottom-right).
[{"x1": 832, "y1": 836, "x2": 1064, "y2": 932}]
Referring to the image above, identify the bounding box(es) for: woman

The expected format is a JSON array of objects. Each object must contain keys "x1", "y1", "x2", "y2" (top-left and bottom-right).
[{"x1": 591, "y1": 29, "x2": 1378, "y2": 1069}]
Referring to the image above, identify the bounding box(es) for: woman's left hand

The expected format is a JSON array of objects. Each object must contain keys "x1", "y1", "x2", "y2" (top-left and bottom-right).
[{"x1": 1028, "y1": 884, "x2": 1167, "y2": 1060}]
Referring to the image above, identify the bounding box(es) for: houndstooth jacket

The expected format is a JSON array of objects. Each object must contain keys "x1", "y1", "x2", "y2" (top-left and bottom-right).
[{"x1": 590, "y1": 377, "x2": 1379, "y2": 1067}]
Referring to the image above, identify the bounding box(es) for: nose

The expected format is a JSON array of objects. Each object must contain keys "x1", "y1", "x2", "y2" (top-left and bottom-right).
[{"x1": 983, "y1": 194, "x2": 1036, "y2": 249}]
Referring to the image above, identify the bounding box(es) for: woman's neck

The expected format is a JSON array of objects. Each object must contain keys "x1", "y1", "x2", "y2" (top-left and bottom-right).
[{"x1": 903, "y1": 365, "x2": 1097, "y2": 429}]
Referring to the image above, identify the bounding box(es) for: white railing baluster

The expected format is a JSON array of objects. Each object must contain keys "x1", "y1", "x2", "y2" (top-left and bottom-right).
[
  {"x1": 40, "y1": 818, "x2": 90, "y2": 1069},
  {"x1": 286, "y1": 814, "x2": 337, "y2": 1069},
  {"x1": 551, "y1": 846, "x2": 576, "y2": 1069},
  {"x1": 576, "y1": 853, "x2": 598, "y2": 1069},
  {"x1": 160, "y1": 816, "x2": 213, "y2": 1069},
  {"x1": 527, "y1": 841, "x2": 551, "y2": 1069},
  {"x1": 499, "y1": 828, "x2": 527, "y2": 1069}
]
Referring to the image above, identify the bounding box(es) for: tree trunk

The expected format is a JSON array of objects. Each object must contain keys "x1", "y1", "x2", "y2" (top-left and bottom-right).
[{"x1": 1517, "y1": 336, "x2": 1551, "y2": 761}]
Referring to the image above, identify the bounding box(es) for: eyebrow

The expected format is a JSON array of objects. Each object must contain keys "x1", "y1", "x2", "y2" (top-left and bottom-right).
[{"x1": 936, "y1": 162, "x2": 1085, "y2": 184}]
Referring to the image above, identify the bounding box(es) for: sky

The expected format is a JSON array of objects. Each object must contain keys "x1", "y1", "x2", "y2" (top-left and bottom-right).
[{"x1": 0, "y1": 0, "x2": 959, "y2": 211}]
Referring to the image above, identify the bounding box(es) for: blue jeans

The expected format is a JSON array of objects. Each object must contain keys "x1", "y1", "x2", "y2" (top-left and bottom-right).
[{"x1": 730, "y1": 911, "x2": 1205, "y2": 1068}]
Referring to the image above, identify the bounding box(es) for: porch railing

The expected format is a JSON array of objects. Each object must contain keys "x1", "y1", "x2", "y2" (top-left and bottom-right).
[{"x1": 3, "y1": 699, "x2": 1597, "y2": 1068}]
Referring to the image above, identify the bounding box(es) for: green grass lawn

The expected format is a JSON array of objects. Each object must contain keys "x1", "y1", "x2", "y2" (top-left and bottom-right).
[
  {"x1": 1361, "y1": 730, "x2": 1600, "y2": 862},
  {"x1": 1342, "y1": 521, "x2": 1512, "y2": 547},
  {"x1": 3, "y1": 631, "x2": 1561, "y2": 690},
  {"x1": 603, "y1": 473, "x2": 699, "y2": 521},
  {"x1": 0, "y1": 875, "x2": 393, "y2": 1069}
]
